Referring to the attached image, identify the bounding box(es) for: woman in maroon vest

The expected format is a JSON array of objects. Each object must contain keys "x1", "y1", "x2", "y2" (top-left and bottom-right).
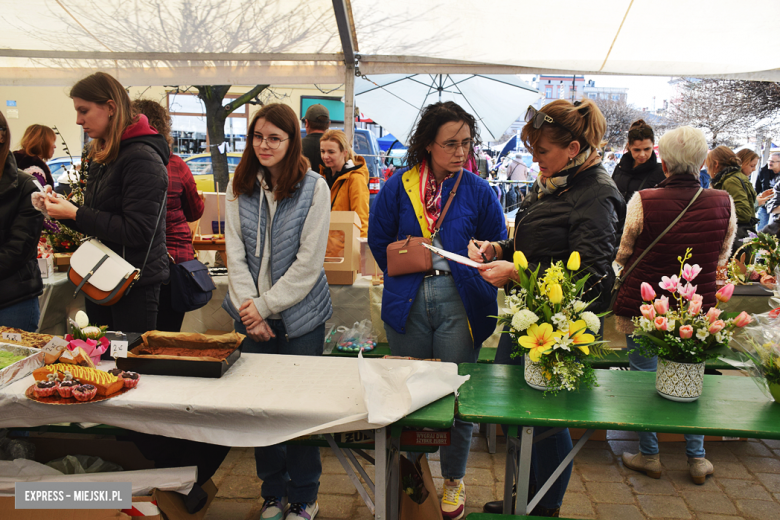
[{"x1": 613, "y1": 125, "x2": 736, "y2": 485}]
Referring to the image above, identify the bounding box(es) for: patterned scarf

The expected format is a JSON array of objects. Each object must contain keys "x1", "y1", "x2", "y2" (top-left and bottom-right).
[
  {"x1": 419, "y1": 160, "x2": 455, "y2": 234},
  {"x1": 537, "y1": 147, "x2": 596, "y2": 197}
]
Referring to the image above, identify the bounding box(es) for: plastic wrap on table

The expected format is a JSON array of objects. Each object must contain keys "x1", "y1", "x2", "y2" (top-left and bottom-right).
[
  {"x1": 727, "y1": 308, "x2": 780, "y2": 401},
  {"x1": 0, "y1": 343, "x2": 44, "y2": 390}
]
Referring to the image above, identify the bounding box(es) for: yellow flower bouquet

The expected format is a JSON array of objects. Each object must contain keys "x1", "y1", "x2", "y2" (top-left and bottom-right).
[{"x1": 498, "y1": 251, "x2": 609, "y2": 393}]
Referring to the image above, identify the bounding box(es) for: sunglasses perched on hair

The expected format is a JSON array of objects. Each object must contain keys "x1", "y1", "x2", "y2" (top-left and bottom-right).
[{"x1": 524, "y1": 106, "x2": 555, "y2": 129}]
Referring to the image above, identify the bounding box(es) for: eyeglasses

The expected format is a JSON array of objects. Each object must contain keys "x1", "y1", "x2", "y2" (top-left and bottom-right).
[
  {"x1": 253, "y1": 134, "x2": 288, "y2": 150},
  {"x1": 524, "y1": 106, "x2": 555, "y2": 129},
  {"x1": 435, "y1": 139, "x2": 473, "y2": 155}
]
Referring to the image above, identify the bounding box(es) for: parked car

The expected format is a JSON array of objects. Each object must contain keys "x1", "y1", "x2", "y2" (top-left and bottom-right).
[
  {"x1": 182, "y1": 152, "x2": 243, "y2": 192},
  {"x1": 47, "y1": 156, "x2": 80, "y2": 195}
]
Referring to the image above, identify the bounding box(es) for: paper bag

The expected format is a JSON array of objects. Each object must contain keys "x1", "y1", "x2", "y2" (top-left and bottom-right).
[{"x1": 399, "y1": 454, "x2": 443, "y2": 520}]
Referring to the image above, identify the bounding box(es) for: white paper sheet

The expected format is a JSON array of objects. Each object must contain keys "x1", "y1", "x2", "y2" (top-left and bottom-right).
[
  {"x1": 357, "y1": 352, "x2": 469, "y2": 426},
  {"x1": 423, "y1": 243, "x2": 483, "y2": 269},
  {"x1": 0, "y1": 460, "x2": 196, "y2": 496}
]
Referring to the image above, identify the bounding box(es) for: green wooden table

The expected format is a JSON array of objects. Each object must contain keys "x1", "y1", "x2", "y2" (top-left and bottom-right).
[{"x1": 457, "y1": 364, "x2": 780, "y2": 515}]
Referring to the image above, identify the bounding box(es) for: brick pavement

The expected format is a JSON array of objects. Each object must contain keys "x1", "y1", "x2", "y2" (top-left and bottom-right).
[{"x1": 203, "y1": 430, "x2": 780, "y2": 520}]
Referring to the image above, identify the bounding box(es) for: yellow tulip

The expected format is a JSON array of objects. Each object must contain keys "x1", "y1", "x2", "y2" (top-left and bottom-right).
[
  {"x1": 548, "y1": 284, "x2": 563, "y2": 304},
  {"x1": 513, "y1": 251, "x2": 528, "y2": 271},
  {"x1": 567, "y1": 251, "x2": 581, "y2": 271}
]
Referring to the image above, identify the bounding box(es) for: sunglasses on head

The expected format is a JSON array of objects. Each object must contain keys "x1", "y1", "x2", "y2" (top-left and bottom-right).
[{"x1": 524, "y1": 106, "x2": 554, "y2": 129}]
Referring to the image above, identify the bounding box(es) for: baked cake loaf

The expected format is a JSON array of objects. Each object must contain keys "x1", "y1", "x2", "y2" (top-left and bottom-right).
[{"x1": 33, "y1": 364, "x2": 123, "y2": 396}]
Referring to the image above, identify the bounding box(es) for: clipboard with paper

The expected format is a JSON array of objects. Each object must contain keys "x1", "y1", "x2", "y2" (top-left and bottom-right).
[{"x1": 422, "y1": 243, "x2": 484, "y2": 269}]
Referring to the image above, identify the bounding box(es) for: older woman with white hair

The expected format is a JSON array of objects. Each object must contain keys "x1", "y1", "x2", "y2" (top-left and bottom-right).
[{"x1": 612, "y1": 126, "x2": 736, "y2": 485}]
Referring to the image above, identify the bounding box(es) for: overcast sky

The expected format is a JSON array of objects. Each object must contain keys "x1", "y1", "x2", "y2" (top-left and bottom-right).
[{"x1": 519, "y1": 74, "x2": 676, "y2": 111}]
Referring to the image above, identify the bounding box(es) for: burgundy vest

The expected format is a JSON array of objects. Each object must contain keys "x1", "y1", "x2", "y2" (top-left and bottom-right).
[{"x1": 613, "y1": 175, "x2": 731, "y2": 318}]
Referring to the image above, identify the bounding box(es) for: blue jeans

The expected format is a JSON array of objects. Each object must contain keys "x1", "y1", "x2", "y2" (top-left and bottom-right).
[
  {"x1": 236, "y1": 319, "x2": 325, "y2": 503},
  {"x1": 384, "y1": 274, "x2": 477, "y2": 480},
  {"x1": 625, "y1": 335, "x2": 705, "y2": 458},
  {"x1": 496, "y1": 329, "x2": 572, "y2": 510},
  {"x1": 758, "y1": 205, "x2": 769, "y2": 231},
  {"x1": 0, "y1": 297, "x2": 40, "y2": 332}
]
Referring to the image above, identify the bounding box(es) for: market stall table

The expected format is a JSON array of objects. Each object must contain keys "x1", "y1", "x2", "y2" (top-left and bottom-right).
[
  {"x1": 457, "y1": 364, "x2": 780, "y2": 516},
  {"x1": 0, "y1": 354, "x2": 454, "y2": 520}
]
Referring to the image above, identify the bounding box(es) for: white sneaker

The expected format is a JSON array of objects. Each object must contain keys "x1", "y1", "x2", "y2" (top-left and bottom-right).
[
  {"x1": 441, "y1": 480, "x2": 465, "y2": 519},
  {"x1": 260, "y1": 497, "x2": 287, "y2": 520},
  {"x1": 286, "y1": 501, "x2": 318, "y2": 520}
]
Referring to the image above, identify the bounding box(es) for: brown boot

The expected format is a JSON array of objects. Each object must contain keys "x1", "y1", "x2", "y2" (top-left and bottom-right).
[
  {"x1": 688, "y1": 457, "x2": 714, "y2": 484},
  {"x1": 622, "y1": 452, "x2": 661, "y2": 479}
]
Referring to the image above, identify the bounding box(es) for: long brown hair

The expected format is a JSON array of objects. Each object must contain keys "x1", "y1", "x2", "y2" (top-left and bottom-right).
[
  {"x1": 736, "y1": 149, "x2": 759, "y2": 172},
  {"x1": 0, "y1": 112, "x2": 9, "y2": 171},
  {"x1": 20, "y1": 124, "x2": 56, "y2": 161},
  {"x1": 132, "y1": 99, "x2": 173, "y2": 147},
  {"x1": 521, "y1": 99, "x2": 606, "y2": 155},
  {"x1": 70, "y1": 72, "x2": 132, "y2": 164},
  {"x1": 232, "y1": 103, "x2": 309, "y2": 201}
]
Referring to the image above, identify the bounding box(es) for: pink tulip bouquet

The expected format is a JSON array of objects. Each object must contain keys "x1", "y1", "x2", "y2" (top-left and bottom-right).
[{"x1": 631, "y1": 248, "x2": 752, "y2": 364}]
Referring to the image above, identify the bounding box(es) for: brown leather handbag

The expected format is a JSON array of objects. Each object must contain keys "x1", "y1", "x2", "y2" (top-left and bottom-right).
[{"x1": 386, "y1": 170, "x2": 463, "y2": 277}]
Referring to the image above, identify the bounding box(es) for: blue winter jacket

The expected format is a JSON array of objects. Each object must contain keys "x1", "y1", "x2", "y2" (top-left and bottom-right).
[{"x1": 368, "y1": 167, "x2": 507, "y2": 347}]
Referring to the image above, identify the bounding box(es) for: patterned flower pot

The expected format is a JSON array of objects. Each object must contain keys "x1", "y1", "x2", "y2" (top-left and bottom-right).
[
  {"x1": 524, "y1": 355, "x2": 552, "y2": 391},
  {"x1": 769, "y1": 382, "x2": 780, "y2": 403},
  {"x1": 655, "y1": 358, "x2": 705, "y2": 402}
]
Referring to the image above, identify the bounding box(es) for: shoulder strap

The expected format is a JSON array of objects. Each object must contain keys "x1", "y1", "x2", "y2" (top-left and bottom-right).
[
  {"x1": 433, "y1": 169, "x2": 464, "y2": 235},
  {"x1": 137, "y1": 195, "x2": 166, "y2": 280},
  {"x1": 636, "y1": 174, "x2": 651, "y2": 192},
  {"x1": 617, "y1": 187, "x2": 703, "y2": 286}
]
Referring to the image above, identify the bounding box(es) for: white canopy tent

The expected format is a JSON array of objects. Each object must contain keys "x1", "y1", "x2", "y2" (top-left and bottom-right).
[{"x1": 2, "y1": 0, "x2": 780, "y2": 140}]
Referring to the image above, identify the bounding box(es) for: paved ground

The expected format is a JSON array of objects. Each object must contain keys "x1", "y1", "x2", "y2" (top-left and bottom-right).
[{"x1": 203, "y1": 429, "x2": 780, "y2": 520}]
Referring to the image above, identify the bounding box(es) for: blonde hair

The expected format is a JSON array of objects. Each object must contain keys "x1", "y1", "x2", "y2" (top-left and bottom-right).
[
  {"x1": 319, "y1": 130, "x2": 356, "y2": 162},
  {"x1": 521, "y1": 99, "x2": 606, "y2": 154},
  {"x1": 658, "y1": 126, "x2": 708, "y2": 177},
  {"x1": 20, "y1": 124, "x2": 56, "y2": 161},
  {"x1": 70, "y1": 72, "x2": 133, "y2": 164},
  {"x1": 706, "y1": 145, "x2": 741, "y2": 175}
]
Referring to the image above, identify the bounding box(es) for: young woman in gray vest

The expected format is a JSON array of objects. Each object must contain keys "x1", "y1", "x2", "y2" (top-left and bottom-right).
[{"x1": 223, "y1": 103, "x2": 332, "y2": 520}]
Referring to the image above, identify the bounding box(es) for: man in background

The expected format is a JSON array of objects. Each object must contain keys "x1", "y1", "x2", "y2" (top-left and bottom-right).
[
  {"x1": 755, "y1": 152, "x2": 780, "y2": 230},
  {"x1": 301, "y1": 104, "x2": 330, "y2": 174}
]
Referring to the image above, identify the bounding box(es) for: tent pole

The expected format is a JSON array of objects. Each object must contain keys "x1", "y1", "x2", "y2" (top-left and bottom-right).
[{"x1": 345, "y1": 64, "x2": 355, "y2": 146}]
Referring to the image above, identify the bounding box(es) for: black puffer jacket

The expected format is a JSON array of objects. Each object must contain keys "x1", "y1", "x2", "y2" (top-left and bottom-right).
[
  {"x1": 61, "y1": 117, "x2": 170, "y2": 286},
  {"x1": 498, "y1": 163, "x2": 625, "y2": 313},
  {"x1": 612, "y1": 151, "x2": 665, "y2": 204},
  {"x1": 0, "y1": 154, "x2": 44, "y2": 310}
]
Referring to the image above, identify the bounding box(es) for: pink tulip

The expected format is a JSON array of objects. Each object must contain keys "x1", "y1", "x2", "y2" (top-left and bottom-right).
[
  {"x1": 640, "y1": 282, "x2": 656, "y2": 302},
  {"x1": 733, "y1": 311, "x2": 752, "y2": 328},
  {"x1": 708, "y1": 320, "x2": 726, "y2": 334},
  {"x1": 705, "y1": 307, "x2": 722, "y2": 323},
  {"x1": 679, "y1": 325, "x2": 694, "y2": 339},
  {"x1": 682, "y1": 263, "x2": 702, "y2": 282},
  {"x1": 692, "y1": 293, "x2": 703, "y2": 304},
  {"x1": 640, "y1": 304, "x2": 656, "y2": 320},
  {"x1": 653, "y1": 296, "x2": 670, "y2": 315},
  {"x1": 658, "y1": 275, "x2": 679, "y2": 293},
  {"x1": 688, "y1": 298, "x2": 702, "y2": 316},
  {"x1": 654, "y1": 316, "x2": 669, "y2": 331},
  {"x1": 716, "y1": 284, "x2": 735, "y2": 303},
  {"x1": 678, "y1": 283, "x2": 698, "y2": 301}
]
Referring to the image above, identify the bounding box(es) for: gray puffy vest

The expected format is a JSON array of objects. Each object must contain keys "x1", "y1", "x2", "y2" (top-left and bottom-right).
[{"x1": 222, "y1": 171, "x2": 332, "y2": 338}]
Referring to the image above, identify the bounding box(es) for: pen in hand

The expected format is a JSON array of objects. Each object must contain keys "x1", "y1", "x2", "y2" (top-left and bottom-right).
[{"x1": 471, "y1": 237, "x2": 489, "y2": 264}]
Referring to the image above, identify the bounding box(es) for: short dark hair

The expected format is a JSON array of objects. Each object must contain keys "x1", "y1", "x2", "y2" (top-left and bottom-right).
[
  {"x1": 306, "y1": 116, "x2": 330, "y2": 132},
  {"x1": 405, "y1": 101, "x2": 481, "y2": 168}
]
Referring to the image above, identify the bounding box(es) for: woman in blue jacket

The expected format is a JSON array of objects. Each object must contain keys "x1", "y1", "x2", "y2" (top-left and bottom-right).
[{"x1": 368, "y1": 101, "x2": 506, "y2": 520}]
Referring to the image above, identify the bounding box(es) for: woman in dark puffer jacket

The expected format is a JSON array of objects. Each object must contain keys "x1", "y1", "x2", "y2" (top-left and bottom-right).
[
  {"x1": 44, "y1": 72, "x2": 168, "y2": 333},
  {"x1": 0, "y1": 113, "x2": 44, "y2": 331},
  {"x1": 470, "y1": 99, "x2": 625, "y2": 516}
]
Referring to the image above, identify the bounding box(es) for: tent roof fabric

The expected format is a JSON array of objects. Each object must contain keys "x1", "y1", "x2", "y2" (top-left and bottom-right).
[{"x1": 2, "y1": 0, "x2": 779, "y2": 86}]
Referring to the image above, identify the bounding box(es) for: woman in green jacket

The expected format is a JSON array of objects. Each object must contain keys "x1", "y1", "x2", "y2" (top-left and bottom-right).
[{"x1": 710, "y1": 145, "x2": 757, "y2": 254}]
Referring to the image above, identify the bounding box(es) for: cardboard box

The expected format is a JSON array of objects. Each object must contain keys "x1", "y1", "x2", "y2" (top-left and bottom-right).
[
  {"x1": 324, "y1": 211, "x2": 361, "y2": 285},
  {"x1": 53, "y1": 253, "x2": 73, "y2": 273},
  {"x1": 37, "y1": 257, "x2": 54, "y2": 278},
  {"x1": 0, "y1": 495, "x2": 161, "y2": 519}
]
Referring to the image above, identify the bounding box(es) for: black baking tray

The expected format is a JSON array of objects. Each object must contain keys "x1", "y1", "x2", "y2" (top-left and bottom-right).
[{"x1": 115, "y1": 335, "x2": 241, "y2": 378}]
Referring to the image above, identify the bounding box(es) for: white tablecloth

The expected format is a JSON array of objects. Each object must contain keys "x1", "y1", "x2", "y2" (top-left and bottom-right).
[{"x1": 0, "y1": 354, "x2": 455, "y2": 447}]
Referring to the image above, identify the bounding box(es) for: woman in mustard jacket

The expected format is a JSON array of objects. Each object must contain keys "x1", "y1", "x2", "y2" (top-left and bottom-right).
[{"x1": 319, "y1": 130, "x2": 370, "y2": 257}]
